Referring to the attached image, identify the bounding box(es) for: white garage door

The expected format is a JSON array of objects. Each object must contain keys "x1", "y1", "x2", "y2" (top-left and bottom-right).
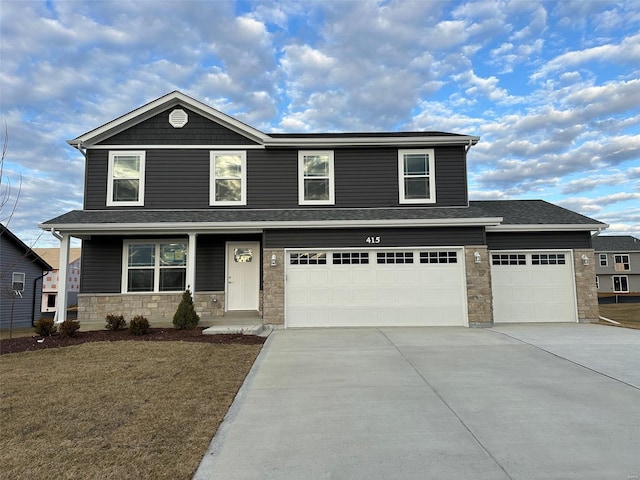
[
  {"x1": 286, "y1": 248, "x2": 467, "y2": 327},
  {"x1": 490, "y1": 251, "x2": 577, "y2": 323}
]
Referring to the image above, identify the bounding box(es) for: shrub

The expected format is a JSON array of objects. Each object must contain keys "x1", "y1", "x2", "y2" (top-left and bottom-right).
[
  {"x1": 173, "y1": 290, "x2": 200, "y2": 330},
  {"x1": 34, "y1": 317, "x2": 57, "y2": 336},
  {"x1": 59, "y1": 319, "x2": 80, "y2": 337},
  {"x1": 105, "y1": 314, "x2": 126, "y2": 331},
  {"x1": 129, "y1": 315, "x2": 150, "y2": 336}
]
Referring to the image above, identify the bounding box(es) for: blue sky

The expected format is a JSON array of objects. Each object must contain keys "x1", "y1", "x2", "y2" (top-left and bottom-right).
[{"x1": 1, "y1": 0, "x2": 639, "y2": 247}]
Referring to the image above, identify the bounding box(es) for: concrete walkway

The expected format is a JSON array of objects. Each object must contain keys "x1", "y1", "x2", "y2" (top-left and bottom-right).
[{"x1": 194, "y1": 324, "x2": 640, "y2": 480}]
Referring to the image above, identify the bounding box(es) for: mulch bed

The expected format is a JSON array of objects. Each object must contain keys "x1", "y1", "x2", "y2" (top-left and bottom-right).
[{"x1": 0, "y1": 327, "x2": 266, "y2": 355}]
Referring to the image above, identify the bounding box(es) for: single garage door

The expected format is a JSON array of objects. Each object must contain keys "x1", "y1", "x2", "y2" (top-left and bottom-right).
[
  {"x1": 490, "y1": 251, "x2": 577, "y2": 323},
  {"x1": 285, "y1": 248, "x2": 467, "y2": 327}
]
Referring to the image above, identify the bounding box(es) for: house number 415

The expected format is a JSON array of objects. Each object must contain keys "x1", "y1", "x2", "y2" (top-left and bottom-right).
[{"x1": 365, "y1": 236, "x2": 381, "y2": 244}]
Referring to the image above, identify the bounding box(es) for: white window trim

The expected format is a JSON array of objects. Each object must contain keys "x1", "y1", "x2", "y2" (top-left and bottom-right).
[
  {"x1": 398, "y1": 149, "x2": 436, "y2": 204},
  {"x1": 595, "y1": 276, "x2": 599, "y2": 289},
  {"x1": 298, "y1": 150, "x2": 335, "y2": 205},
  {"x1": 210, "y1": 151, "x2": 247, "y2": 206},
  {"x1": 612, "y1": 275, "x2": 629, "y2": 293},
  {"x1": 122, "y1": 239, "x2": 188, "y2": 294},
  {"x1": 613, "y1": 253, "x2": 630, "y2": 271},
  {"x1": 12, "y1": 272, "x2": 25, "y2": 291},
  {"x1": 107, "y1": 151, "x2": 146, "y2": 206},
  {"x1": 599, "y1": 254, "x2": 607, "y2": 267}
]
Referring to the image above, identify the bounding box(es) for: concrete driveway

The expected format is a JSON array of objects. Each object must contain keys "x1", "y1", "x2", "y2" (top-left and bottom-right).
[{"x1": 194, "y1": 324, "x2": 640, "y2": 480}]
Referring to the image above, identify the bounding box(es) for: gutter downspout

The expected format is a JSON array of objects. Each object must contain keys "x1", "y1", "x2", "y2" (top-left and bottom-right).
[{"x1": 32, "y1": 271, "x2": 50, "y2": 327}]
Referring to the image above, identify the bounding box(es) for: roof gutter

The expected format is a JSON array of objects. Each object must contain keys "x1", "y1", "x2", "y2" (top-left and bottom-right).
[
  {"x1": 486, "y1": 224, "x2": 609, "y2": 232},
  {"x1": 39, "y1": 216, "x2": 503, "y2": 236},
  {"x1": 263, "y1": 135, "x2": 480, "y2": 148}
]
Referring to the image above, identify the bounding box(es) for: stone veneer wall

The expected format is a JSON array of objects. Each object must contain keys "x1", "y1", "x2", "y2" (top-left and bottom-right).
[
  {"x1": 262, "y1": 248, "x2": 285, "y2": 325},
  {"x1": 573, "y1": 249, "x2": 599, "y2": 323},
  {"x1": 77, "y1": 291, "x2": 225, "y2": 329},
  {"x1": 465, "y1": 246, "x2": 494, "y2": 327}
]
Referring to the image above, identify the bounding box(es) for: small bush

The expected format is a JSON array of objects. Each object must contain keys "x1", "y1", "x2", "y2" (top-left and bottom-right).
[
  {"x1": 105, "y1": 314, "x2": 127, "y2": 331},
  {"x1": 34, "y1": 317, "x2": 57, "y2": 336},
  {"x1": 59, "y1": 319, "x2": 80, "y2": 337},
  {"x1": 173, "y1": 290, "x2": 200, "y2": 330},
  {"x1": 129, "y1": 315, "x2": 150, "y2": 336}
]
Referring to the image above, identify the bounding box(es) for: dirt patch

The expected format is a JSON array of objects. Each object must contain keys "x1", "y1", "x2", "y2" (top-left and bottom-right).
[{"x1": 0, "y1": 327, "x2": 265, "y2": 355}]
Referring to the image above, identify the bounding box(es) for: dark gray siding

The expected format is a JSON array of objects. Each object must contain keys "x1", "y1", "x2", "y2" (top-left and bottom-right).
[
  {"x1": 195, "y1": 235, "x2": 225, "y2": 291},
  {"x1": 486, "y1": 231, "x2": 592, "y2": 250},
  {"x1": 81, "y1": 234, "x2": 262, "y2": 293},
  {"x1": 81, "y1": 237, "x2": 123, "y2": 293},
  {"x1": 85, "y1": 145, "x2": 469, "y2": 210},
  {"x1": 0, "y1": 240, "x2": 46, "y2": 329},
  {"x1": 264, "y1": 227, "x2": 485, "y2": 249},
  {"x1": 98, "y1": 107, "x2": 259, "y2": 146}
]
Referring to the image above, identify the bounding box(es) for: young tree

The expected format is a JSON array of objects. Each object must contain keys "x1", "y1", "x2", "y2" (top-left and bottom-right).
[{"x1": 173, "y1": 289, "x2": 200, "y2": 330}]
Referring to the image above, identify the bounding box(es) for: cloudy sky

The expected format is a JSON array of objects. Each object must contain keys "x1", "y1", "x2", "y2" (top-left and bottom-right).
[{"x1": 1, "y1": 0, "x2": 639, "y2": 247}]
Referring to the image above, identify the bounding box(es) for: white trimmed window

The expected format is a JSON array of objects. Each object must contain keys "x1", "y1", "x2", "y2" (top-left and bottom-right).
[
  {"x1": 298, "y1": 151, "x2": 334, "y2": 205},
  {"x1": 123, "y1": 240, "x2": 187, "y2": 293},
  {"x1": 595, "y1": 277, "x2": 599, "y2": 289},
  {"x1": 107, "y1": 151, "x2": 145, "y2": 206},
  {"x1": 599, "y1": 254, "x2": 607, "y2": 266},
  {"x1": 398, "y1": 149, "x2": 436, "y2": 204},
  {"x1": 613, "y1": 254, "x2": 630, "y2": 271},
  {"x1": 12, "y1": 272, "x2": 25, "y2": 291},
  {"x1": 612, "y1": 275, "x2": 629, "y2": 293},
  {"x1": 210, "y1": 151, "x2": 247, "y2": 205}
]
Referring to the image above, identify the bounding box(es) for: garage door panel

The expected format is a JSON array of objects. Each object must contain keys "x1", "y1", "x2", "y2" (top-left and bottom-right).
[
  {"x1": 491, "y1": 251, "x2": 576, "y2": 323},
  {"x1": 286, "y1": 249, "x2": 467, "y2": 327}
]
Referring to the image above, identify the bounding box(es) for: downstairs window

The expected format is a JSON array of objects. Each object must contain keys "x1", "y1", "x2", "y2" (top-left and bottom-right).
[{"x1": 123, "y1": 241, "x2": 187, "y2": 293}]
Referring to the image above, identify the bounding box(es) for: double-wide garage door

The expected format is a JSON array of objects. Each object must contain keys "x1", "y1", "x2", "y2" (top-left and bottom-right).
[
  {"x1": 490, "y1": 251, "x2": 577, "y2": 323},
  {"x1": 286, "y1": 248, "x2": 467, "y2": 327}
]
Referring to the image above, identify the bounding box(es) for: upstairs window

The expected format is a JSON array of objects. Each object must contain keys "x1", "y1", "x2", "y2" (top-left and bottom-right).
[
  {"x1": 299, "y1": 151, "x2": 334, "y2": 205},
  {"x1": 398, "y1": 149, "x2": 435, "y2": 204},
  {"x1": 599, "y1": 254, "x2": 607, "y2": 267},
  {"x1": 107, "y1": 151, "x2": 145, "y2": 206},
  {"x1": 210, "y1": 151, "x2": 247, "y2": 205},
  {"x1": 613, "y1": 254, "x2": 630, "y2": 271}
]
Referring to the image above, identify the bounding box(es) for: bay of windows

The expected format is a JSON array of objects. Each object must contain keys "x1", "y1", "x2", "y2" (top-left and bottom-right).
[{"x1": 124, "y1": 241, "x2": 187, "y2": 293}]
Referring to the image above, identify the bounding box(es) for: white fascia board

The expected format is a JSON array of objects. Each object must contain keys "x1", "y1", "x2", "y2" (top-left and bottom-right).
[
  {"x1": 40, "y1": 216, "x2": 503, "y2": 235},
  {"x1": 68, "y1": 91, "x2": 269, "y2": 147},
  {"x1": 86, "y1": 144, "x2": 266, "y2": 150},
  {"x1": 486, "y1": 224, "x2": 608, "y2": 232},
  {"x1": 264, "y1": 135, "x2": 480, "y2": 147}
]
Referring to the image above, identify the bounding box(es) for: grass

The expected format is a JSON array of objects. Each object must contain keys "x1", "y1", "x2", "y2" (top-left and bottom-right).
[
  {"x1": 598, "y1": 303, "x2": 640, "y2": 329},
  {"x1": 0, "y1": 328, "x2": 34, "y2": 340},
  {"x1": 0, "y1": 341, "x2": 262, "y2": 479}
]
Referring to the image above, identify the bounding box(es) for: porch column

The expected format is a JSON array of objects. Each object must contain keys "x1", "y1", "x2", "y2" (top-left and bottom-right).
[
  {"x1": 55, "y1": 233, "x2": 70, "y2": 323},
  {"x1": 187, "y1": 233, "x2": 197, "y2": 298}
]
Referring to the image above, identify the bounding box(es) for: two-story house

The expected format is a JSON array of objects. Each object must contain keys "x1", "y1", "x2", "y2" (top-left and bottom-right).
[
  {"x1": 40, "y1": 91, "x2": 606, "y2": 329},
  {"x1": 592, "y1": 235, "x2": 640, "y2": 302},
  {"x1": 33, "y1": 248, "x2": 81, "y2": 313}
]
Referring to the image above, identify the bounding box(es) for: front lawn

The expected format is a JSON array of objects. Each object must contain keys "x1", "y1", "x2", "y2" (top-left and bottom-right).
[
  {"x1": 0, "y1": 341, "x2": 262, "y2": 479},
  {"x1": 598, "y1": 303, "x2": 640, "y2": 329}
]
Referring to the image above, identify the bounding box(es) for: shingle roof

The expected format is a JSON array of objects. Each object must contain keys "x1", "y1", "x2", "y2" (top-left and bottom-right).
[
  {"x1": 592, "y1": 235, "x2": 640, "y2": 251},
  {"x1": 39, "y1": 200, "x2": 605, "y2": 232},
  {"x1": 471, "y1": 200, "x2": 605, "y2": 226}
]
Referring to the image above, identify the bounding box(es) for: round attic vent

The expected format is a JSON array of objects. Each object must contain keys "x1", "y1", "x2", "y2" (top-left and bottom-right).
[{"x1": 169, "y1": 109, "x2": 188, "y2": 128}]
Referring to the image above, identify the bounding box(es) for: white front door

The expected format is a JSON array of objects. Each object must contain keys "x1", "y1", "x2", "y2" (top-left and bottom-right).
[{"x1": 226, "y1": 242, "x2": 260, "y2": 311}]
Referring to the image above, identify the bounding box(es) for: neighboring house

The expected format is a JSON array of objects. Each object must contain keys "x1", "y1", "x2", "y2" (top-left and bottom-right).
[
  {"x1": 0, "y1": 225, "x2": 52, "y2": 329},
  {"x1": 33, "y1": 248, "x2": 81, "y2": 313},
  {"x1": 40, "y1": 91, "x2": 606, "y2": 329},
  {"x1": 592, "y1": 235, "x2": 640, "y2": 301}
]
